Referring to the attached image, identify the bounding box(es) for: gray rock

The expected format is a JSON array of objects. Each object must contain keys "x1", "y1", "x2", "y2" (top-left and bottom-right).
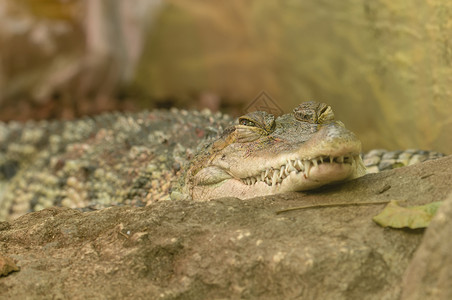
[
  {"x1": 0, "y1": 156, "x2": 451, "y2": 299},
  {"x1": 402, "y1": 191, "x2": 452, "y2": 300}
]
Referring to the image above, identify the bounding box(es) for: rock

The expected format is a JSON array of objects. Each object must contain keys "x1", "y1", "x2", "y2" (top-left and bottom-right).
[
  {"x1": 0, "y1": 253, "x2": 19, "y2": 277},
  {"x1": 0, "y1": 156, "x2": 450, "y2": 299},
  {"x1": 401, "y1": 191, "x2": 452, "y2": 300}
]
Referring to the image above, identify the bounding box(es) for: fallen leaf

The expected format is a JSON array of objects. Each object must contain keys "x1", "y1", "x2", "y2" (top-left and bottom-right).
[{"x1": 373, "y1": 201, "x2": 442, "y2": 229}]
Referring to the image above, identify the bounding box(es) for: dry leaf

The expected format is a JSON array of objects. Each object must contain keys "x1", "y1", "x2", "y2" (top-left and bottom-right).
[{"x1": 373, "y1": 201, "x2": 442, "y2": 229}]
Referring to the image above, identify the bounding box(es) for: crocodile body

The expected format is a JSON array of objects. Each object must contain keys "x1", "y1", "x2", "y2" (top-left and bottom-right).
[
  {"x1": 0, "y1": 109, "x2": 232, "y2": 220},
  {"x1": 0, "y1": 104, "x2": 445, "y2": 220}
]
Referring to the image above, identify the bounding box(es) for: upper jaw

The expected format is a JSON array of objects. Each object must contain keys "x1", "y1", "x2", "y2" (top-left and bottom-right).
[
  {"x1": 227, "y1": 138, "x2": 363, "y2": 182},
  {"x1": 228, "y1": 122, "x2": 363, "y2": 181},
  {"x1": 240, "y1": 154, "x2": 362, "y2": 188}
]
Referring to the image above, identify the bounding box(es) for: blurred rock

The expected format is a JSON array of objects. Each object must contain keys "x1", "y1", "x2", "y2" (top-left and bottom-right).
[
  {"x1": 402, "y1": 191, "x2": 452, "y2": 300},
  {"x1": 0, "y1": 0, "x2": 161, "y2": 121},
  {"x1": 134, "y1": 0, "x2": 452, "y2": 153},
  {"x1": 0, "y1": 1, "x2": 451, "y2": 154}
]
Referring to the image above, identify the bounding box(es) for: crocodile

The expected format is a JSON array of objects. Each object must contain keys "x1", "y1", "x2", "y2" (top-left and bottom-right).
[
  {"x1": 181, "y1": 101, "x2": 367, "y2": 200},
  {"x1": 0, "y1": 102, "x2": 445, "y2": 220}
]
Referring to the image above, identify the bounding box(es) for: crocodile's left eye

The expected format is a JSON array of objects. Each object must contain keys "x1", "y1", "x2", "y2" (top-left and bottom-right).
[
  {"x1": 293, "y1": 101, "x2": 335, "y2": 124},
  {"x1": 239, "y1": 118, "x2": 256, "y2": 127}
]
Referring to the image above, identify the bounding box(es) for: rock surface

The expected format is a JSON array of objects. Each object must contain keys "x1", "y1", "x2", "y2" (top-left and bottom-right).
[
  {"x1": 0, "y1": 254, "x2": 19, "y2": 277},
  {"x1": 0, "y1": 156, "x2": 451, "y2": 299},
  {"x1": 402, "y1": 191, "x2": 452, "y2": 300}
]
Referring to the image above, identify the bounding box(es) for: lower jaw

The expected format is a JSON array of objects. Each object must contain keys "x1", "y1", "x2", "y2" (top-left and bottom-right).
[{"x1": 192, "y1": 164, "x2": 356, "y2": 200}]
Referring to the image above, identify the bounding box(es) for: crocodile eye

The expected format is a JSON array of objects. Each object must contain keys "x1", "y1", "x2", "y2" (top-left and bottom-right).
[
  {"x1": 239, "y1": 119, "x2": 256, "y2": 127},
  {"x1": 319, "y1": 106, "x2": 328, "y2": 115},
  {"x1": 293, "y1": 101, "x2": 334, "y2": 124},
  {"x1": 237, "y1": 111, "x2": 275, "y2": 134}
]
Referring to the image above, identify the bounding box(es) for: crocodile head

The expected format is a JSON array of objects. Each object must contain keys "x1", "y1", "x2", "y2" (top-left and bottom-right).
[{"x1": 183, "y1": 101, "x2": 366, "y2": 200}]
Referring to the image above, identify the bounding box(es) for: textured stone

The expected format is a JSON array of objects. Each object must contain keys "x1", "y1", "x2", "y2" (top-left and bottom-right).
[
  {"x1": 0, "y1": 253, "x2": 19, "y2": 277},
  {"x1": 0, "y1": 155, "x2": 450, "y2": 299},
  {"x1": 402, "y1": 191, "x2": 452, "y2": 300}
]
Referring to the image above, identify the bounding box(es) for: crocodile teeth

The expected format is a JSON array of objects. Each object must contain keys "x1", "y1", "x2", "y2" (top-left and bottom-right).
[
  {"x1": 287, "y1": 160, "x2": 295, "y2": 170},
  {"x1": 284, "y1": 165, "x2": 291, "y2": 176},
  {"x1": 287, "y1": 163, "x2": 297, "y2": 173},
  {"x1": 287, "y1": 160, "x2": 292, "y2": 168},
  {"x1": 304, "y1": 160, "x2": 312, "y2": 178},
  {"x1": 272, "y1": 172, "x2": 279, "y2": 186},
  {"x1": 279, "y1": 166, "x2": 285, "y2": 178},
  {"x1": 294, "y1": 159, "x2": 304, "y2": 171},
  {"x1": 312, "y1": 159, "x2": 318, "y2": 168},
  {"x1": 241, "y1": 154, "x2": 357, "y2": 186}
]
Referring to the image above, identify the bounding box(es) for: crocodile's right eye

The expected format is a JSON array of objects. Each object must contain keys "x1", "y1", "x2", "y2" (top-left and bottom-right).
[
  {"x1": 239, "y1": 119, "x2": 256, "y2": 127},
  {"x1": 237, "y1": 111, "x2": 275, "y2": 134}
]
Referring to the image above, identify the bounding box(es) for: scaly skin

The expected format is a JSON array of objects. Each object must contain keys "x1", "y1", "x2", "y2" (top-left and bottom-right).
[
  {"x1": 0, "y1": 104, "x2": 444, "y2": 220},
  {"x1": 182, "y1": 102, "x2": 367, "y2": 200},
  {"x1": 0, "y1": 109, "x2": 232, "y2": 220}
]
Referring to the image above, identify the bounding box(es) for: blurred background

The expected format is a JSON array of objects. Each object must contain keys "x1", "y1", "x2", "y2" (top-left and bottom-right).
[{"x1": 0, "y1": 0, "x2": 450, "y2": 153}]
